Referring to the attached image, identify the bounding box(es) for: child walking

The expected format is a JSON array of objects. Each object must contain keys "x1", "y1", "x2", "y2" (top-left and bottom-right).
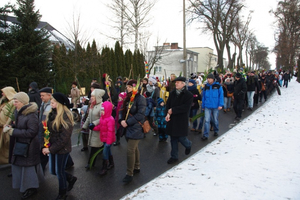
[
  {"x1": 114, "y1": 92, "x2": 126, "y2": 146},
  {"x1": 80, "y1": 105, "x2": 89, "y2": 151},
  {"x1": 155, "y1": 98, "x2": 168, "y2": 142},
  {"x1": 93, "y1": 101, "x2": 116, "y2": 175}
]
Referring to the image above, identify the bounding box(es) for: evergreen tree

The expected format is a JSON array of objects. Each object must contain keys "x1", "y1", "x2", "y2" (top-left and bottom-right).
[
  {"x1": 12, "y1": 0, "x2": 51, "y2": 91},
  {"x1": 124, "y1": 49, "x2": 133, "y2": 79},
  {"x1": 114, "y1": 41, "x2": 125, "y2": 78}
]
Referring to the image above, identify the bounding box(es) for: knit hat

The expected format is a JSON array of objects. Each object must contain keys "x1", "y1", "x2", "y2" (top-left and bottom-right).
[
  {"x1": 207, "y1": 73, "x2": 214, "y2": 79},
  {"x1": 13, "y1": 92, "x2": 29, "y2": 105},
  {"x1": 235, "y1": 73, "x2": 242, "y2": 78},
  {"x1": 189, "y1": 79, "x2": 196, "y2": 85},
  {"x1": 148, "y1": 76, "x2": 157, "y2": 85},
  {"x1": 39, "y1": 87, "x2": 53, "y2": 94},
  {"x1": 118, "y1": 92, "x2": 127, "y2": 100},
  {"x1": 157, "y1": 98, "x2": 164, "y2": 105},
  {"x1": 52, "y1": 92, "x2": 73, "y2": 108},
  {"x1": 127, "y1": 79, "x2": 137, "y2": 87}
]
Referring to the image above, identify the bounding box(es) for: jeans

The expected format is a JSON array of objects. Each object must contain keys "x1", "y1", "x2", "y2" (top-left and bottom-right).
[
  {"x1": 103, "y1": 143, "x2": 112, "y2": 160},
  {"x1": 189, "y1": 108, "x2": 198, "y2": 129},
  {"x1": 127, "y1": 139, "x2": 140, "y2": 176},
  {"x1": 224, "y1": 97, "x2": 231, "y2": 110},
  {"x1": 203, "y1": 108, "x2": 219, "y2": 137},
  {"x1": 170, "y1": 136, "x2": 192, "y2": 159},
  {"x1": 247, "y1": 91, "x2": 255, "y2": 108},
  {"x1": 283, "y1": 80, "x2": 288, "y2": 88},
  {"x1": 49, "y1": 153, "x2": 69, "y2": 193}
]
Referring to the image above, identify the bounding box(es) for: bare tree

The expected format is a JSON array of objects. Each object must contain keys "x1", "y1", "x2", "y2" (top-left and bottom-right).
[
  {"x1": 230, "y1": 12, "x2": 252, "y2": 68},
  {"x1": 245, "y1": 33, "x2": 257, "y2": 69},
  {"x1": 124, "y1": 0, "x2": 155, "y2": 51},
  {"x1": 187, "y1": 0, "x2": 244, "y2": 71}
]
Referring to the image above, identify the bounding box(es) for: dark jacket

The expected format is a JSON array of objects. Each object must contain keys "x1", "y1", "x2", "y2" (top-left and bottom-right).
[
  {"x1": 120, "y1": 94, "x2": 146, "y2": 140},
  {"x1": 283, "y1": 73, "x2": 290, "y2": 81},
  {"x1": 223, "y1": 81, "x2": 234, "y2": 97},
  {"x1": 246, "y1": 76, "x2": 260, "y2": 92},
  {"x1": 188, "y1": 81, "x2": 201, "y2": 110},
  {"x1": 11, "y1": 103, "x2": 40, "y2": 167},
  {"x1": 28, "y1": 82, "x2": 42, "y2": 110},
  {"x1": 47, "y1": 109, "x2": 73, "y2": 154},
  {"x1": 234, "y1": 78, "x2": 247, "y2": 100},
  {"x1": 155, "y1": 104, "x2": 167, "y2": 129},
  {"x1": 166, "y1": 87, "x2": 193, "y2": 137}
]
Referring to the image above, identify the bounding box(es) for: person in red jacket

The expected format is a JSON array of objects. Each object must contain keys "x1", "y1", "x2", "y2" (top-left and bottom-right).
[{"x1": 93, "y1": 101, "x2": 116, "y2": 175}]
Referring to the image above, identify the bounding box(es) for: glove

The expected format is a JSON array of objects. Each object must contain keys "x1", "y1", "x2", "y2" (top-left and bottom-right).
[
  {"x1": 3, "y1": 126, "x2": 13, "y2": 136},
  {"x1": 88, "y1": 123, "x2": 95, "y2": 130}
]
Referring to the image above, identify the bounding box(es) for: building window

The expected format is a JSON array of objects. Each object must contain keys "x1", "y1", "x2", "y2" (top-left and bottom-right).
[{"x1": 154, "y1": 66, "x2": 162, "y2": 73}]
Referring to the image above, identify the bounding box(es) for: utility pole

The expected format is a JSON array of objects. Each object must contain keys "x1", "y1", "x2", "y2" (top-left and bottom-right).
[{"x1": 183, "y1": 0, "x2": 187, "y2": 77}]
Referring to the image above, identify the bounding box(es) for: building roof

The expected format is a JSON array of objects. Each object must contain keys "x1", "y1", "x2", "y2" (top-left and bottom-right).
[{"x1": 0, "y1": 16, "x2": 74, "y2": 50}]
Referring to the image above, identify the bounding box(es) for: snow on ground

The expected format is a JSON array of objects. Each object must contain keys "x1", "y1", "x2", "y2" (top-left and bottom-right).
[{"x1": 121, "y1": 78, "x2": 300, "y2": 200}]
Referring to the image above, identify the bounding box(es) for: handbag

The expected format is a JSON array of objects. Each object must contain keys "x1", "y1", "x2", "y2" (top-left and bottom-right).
[
  {"x1": 13, "y1": 140, "x2": 30, "y2": 157},
  {"x1": 227, "y1": 92, "x2": 233, "y2": 98},
  {"x1": 138, "y1": 120, "x2": 151, "y2": 133}
]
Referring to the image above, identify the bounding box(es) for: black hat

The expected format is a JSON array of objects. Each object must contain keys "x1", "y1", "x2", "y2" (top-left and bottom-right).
[
  {"x1": 235, "y1": 73, "x2": 242, "y2": 78},
  {"x1": 127, "y1": 79, "x2": 137, "y2": 86},
  {"x1": 207, "y1": 73, "x2": 214, "y2": 79},
  {"x1": 173, "y1": 76, "x2": 186, "y2": 82},
  {"x1": 39, "y1": 87, "x2": 53, "y2": 94},
  {"x1": 52, "y1": 92, "x2": 73, "y2": 108}
]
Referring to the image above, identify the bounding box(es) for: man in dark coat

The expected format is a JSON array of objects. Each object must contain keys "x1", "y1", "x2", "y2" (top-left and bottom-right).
[
  {"x1": 165, "y1": 76, "x2": 193, "y2": 164},
  {"x1": 233, "y1": 73, "x2": 247, "y2": 121},
  {"x1": 28, "y1": 82, "x2": 42, "y2": 110},
  {"x1": 283, "y1": 71, "x2": 291, "y2": 88}
]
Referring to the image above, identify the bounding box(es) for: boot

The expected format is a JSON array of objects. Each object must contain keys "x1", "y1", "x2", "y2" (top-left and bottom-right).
[
  {"x1": 98, "y1": 160, "x2": 108, "y2": 176},
  {"x1": 107, "y1": 155, "x2": 114, "y2": 170},
  {"x1": 56, "y1": 189, "x2": 67, "y2": 200}
]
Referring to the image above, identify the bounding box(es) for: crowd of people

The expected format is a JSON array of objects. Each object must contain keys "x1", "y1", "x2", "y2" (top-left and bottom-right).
[{"x1": 0, "y1": 68, "x2": 292, "y2": 199}]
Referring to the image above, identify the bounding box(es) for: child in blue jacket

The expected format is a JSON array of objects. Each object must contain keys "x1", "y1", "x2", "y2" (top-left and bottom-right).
[{"x1": 155, "y1": 98, "x2": 168, "y2": 142}]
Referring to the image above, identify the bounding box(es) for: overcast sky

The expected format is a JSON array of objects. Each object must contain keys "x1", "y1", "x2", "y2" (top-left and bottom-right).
[{"x1": 2, "y1": 0, "x2": 279, "y2": 68}]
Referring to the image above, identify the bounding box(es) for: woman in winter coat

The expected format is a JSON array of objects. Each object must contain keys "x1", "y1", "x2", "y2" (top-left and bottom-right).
[
  {"x1": 93, "y1": 101, "x2": 115, "y2": 175},
  {"x1": 187, "y1": 79, "x2": 201, "y2": 131},
  {"x1": 0, "y1": 86, "x2": 16, "y2": 164},
  {"x1": 119, "y1": 80, "x2": 146, "y2": 183},
  {"x1": 83, "y1": 88, "x2": 105, "y2": 168},
  {"x1": 42, "y1": 92, "x2": 76, "y2": 200},
  {"x1": 3, "y1": 92, "x2": 44, "y2": 199}
]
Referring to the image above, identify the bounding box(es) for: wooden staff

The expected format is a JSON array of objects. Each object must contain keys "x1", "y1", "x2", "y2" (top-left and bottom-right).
[{"x1": 16, "y1": 78, "x2": 20, "y2": 92}]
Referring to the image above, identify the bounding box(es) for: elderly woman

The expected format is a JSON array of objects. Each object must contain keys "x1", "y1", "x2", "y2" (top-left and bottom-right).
[
  {"x1": 4, "y1": 92, "x2": 43, "y2": 199},
  {"x1": 42, "y1": 92, "x2": 76, "y2": 200},
  {"x1": 119, "y1": 79, "x2": 146, "y2": 183},
  {"x1": 83, "y1": 88, "x2": 105, "y2": 169}
]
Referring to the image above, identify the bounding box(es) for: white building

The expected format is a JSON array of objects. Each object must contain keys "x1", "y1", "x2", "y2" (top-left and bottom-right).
[{"x1": 146, "y1": 43, "x2": 198, "y2": 80}]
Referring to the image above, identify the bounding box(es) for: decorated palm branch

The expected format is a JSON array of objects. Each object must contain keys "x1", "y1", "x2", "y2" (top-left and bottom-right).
[
  {"x1": 125, "y1": 76, "x2": 140, "y2": 121},
  {"x1": 3, "y1": 103, "x2": 15, "y2": 124},
  {"x1": 191, "y1": 112, "x2": 205, "y2": 122}
]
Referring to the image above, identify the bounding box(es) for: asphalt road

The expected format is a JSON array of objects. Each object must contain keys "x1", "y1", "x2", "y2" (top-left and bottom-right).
[{"x1": 0, "y1": 97, "x2": 270, "y2": 200}]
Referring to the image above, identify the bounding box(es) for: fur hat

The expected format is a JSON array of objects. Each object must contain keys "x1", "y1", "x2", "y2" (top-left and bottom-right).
[
  {"x1": 157, "y1": 98, "x2": 164, "y2": 105},
  {"x1": 207, "y1": 73, "x2": 214, "y2": 79},
  {"x1": 127, "y1": 79, "x2": 137, "y2": 87},
  {"x1": 52, "y1": 92, "x2": 72, "y2": 108},
  {"x1": 13, "y1": 92, "x2": 29, "y2": 105},
  {"x1": 148, "y1": 77, "x2": 157, "y2": 85}
]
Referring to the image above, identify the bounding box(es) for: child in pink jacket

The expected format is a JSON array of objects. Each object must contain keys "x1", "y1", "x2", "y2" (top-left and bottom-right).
[{"x1": 93, "y1": 101, "x2": 115, "y2": 175}]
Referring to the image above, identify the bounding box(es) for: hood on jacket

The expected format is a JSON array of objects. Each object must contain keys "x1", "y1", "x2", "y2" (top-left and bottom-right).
[
  {"x1": 2, "y1": 86, "x2": 17, "y2": 101},
  {"x1": 19, "y1": 102, "x2": 38, "y2": 116},
  {"x1": 92, "y1": 89, "x2": 105, "y2": 104},
  {"x1": 101, "y1": 101, "x2": 113, "y2": 118},
  {"x1": 29, "y1": 82, "x2": 39, "y2": 91}
]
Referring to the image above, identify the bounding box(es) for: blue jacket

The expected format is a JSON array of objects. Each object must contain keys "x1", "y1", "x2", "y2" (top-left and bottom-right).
[
  {"x1": 155, "y1": 104, "x2": 167, "y2": 129},
  {"x1": 202, "y1": 82, "x2": 224, "y2": 109}
]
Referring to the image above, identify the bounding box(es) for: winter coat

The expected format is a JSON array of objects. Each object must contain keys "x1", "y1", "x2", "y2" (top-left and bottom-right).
[
  {"x1": 120, "y1": 94, "x2": 146, "y2": 140},
  {"x1": 283, "y1": 73, "x2": 291, "y2": 81},
  {"x1": 11, "y1": 103, "x2": 40, "y2": 167},
  {"x1": 233, "y1": 78, "x2": 247, "y2": 100},
  {"x1": 155, "y1": 104, "x2": 167, "y2": 129},
  {"x1": 83, "y1": 89, "x2": 105, "y2": 147},
  {"x1": 93, "y1": 101, "x2": 115, "y2": 145},
  {"x1": 47, "y1": 109, "x2": 73, "y2": 155},
  {"x1": 188, "y1": 81, "x2": 202, "y2": 110},
  {"x1": 145, "y1": 97, "x2": 156, "y2": 117},
  {"x1": 166, "y1": 88, "x2": 193, "y2": 137},
  {"x1": 0, "y1": 87, "x2": 16, "y2": 164},
  {"x1": 70, "y1": 87, "x2": 80, "y2": 105},
  {"x1": 28, "y1": 82, "x2": 42, "y2": 109},
  {"x1": 246, "y1": 76, "x2": 260, "y2": 92},
  {"x1": 223, "y1": 81, "x2": 234, "y2": 97},
  {"x1": 202, "y1": 82, "x2": 224, "y2": 109}
]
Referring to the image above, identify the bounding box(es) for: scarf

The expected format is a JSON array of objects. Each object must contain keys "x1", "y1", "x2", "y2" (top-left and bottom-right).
[{"x1": 176, "y1": 87, "x2": 184, "y2": 96}]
